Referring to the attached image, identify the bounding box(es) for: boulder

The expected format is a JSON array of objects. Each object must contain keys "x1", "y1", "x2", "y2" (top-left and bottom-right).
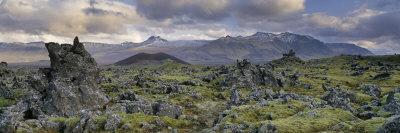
[
  {"x1": 42, "y1": 37, "x2": 108, "y2": 116},
  {"x1": 258, "y1": 122, "x2": 277, "y2": 133},
  {"x1": 119, "y1": 90, "x2": 136, "y2": 101},
  {"x1": 377, "y1": 115, "x2": 400, "y2": 133},
  {"x1": 383, "y1": 91, "x2": 400, "y2": 115},
  {"x1": 152, "y1": 102, "x2": 182, "y2": 119},
  {"x1": 229, "y1": 85, "x2": 241, "y2": 106},
  {"x1": 0, "y1": 37, "x2": 109, "y2": 132},
  {"x1": 322, "y1": 86, "x2": 355, "y2": 112},
  {"x1": 104, "y1": 114, "x2": 122, "y2": 131},
  {"x1": 360, "y1": 84, "x2": 381, "y2": 98}
]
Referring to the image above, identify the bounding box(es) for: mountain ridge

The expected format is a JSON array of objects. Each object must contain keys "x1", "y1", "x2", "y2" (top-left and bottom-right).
[{"x1": 0, "y1": 32, "x2": 373, "y2": 65}]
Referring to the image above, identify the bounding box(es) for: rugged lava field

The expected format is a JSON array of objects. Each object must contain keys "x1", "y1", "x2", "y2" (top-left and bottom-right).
[{"x1": 1, "y1": 40, "x2": 400, "y2": 133}]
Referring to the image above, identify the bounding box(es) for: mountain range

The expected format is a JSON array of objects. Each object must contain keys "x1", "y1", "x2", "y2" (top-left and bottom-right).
[{"x1": 0, "y1": 32, "x2": 373, "y2": 65}]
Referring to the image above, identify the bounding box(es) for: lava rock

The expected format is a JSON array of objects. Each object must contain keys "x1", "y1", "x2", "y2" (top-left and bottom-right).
[
  {"x1": 377, "y1": 115, "x2": 400, "y2": 133},
  {"x1": 152, "y1": 102, "x2": 182, "y2": 119},
  {"x1": 119, "y1": 90, "x2": 136, "y2": 101},
  {"x1": 322, "y1": 86, "x2": 355, "y2": 112},
  {"x1": 258, "y1": 122, "x2": 277, "y2": 133},
  {"x1": 357, "y1": 111, "x2": 376, "y2": 120},
  {"x1": 104, "y1": 114, "x2": 122, "y2": 131},
  {"x1": 42, "y1": 37, "x2": 108, "y2": 116},
  {"x1": 373, "y1": 72, "x2": 391, "y2": 80},
  {"x1": 360, "y1": 84, "x2": 381, "y2": 98},
  {"x1": 383, "y1": 91, "x2": 400, "y2": 115}
]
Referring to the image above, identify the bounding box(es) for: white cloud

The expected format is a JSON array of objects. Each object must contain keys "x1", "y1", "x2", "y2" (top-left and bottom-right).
[{"x1": 0, "y1": 0, "x2": 143, "y2": 39}]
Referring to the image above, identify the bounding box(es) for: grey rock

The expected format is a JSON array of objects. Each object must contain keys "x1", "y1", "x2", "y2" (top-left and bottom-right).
[
  {"x1": 360, "y1": 84, "x2": 381, "y2": 98},
  {"x1": 383, "y1": 91, "x2": 400, "y2": 115},
  {"x1": 322, "y1": 86, "x2": 355, "y2": 113},
  {"x1": 119, "y1": 90, "x2": 136, "y2": 101},
  {"x1": 258, "y1": 122, "x2": 277, "y2": 133},
  {"x1": 43, "y1": 37, "x2": 108, "y2": 116},
  {"x1": 152, "y1": 102, "x2": 182, "y2": 119},
  {"x1": 125, "y1": 99, "x2": 153, "y2": 115},
  {"x1": 373, "y1": 72, "x2": 391, "y2": 80},
  {"x1": 357, "y1": 111, "x2": 376, "y2": 120},
  {"x1": 104, "y1": 114, "x2": 122, "y2": 131},
  {"x1": 377, "y1": 115, "x2": 400, "y2": 133},
  {"x1": 230, "y1": 85, "x2": 241, "y2": 106}
]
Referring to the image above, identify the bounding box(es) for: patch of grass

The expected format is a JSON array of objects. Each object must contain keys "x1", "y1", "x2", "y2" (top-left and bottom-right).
[
  {"x1": 159, "y1": 75, "x2": 192, "y2": 82},
  {"x1": 354, "y1": 93, "x2": 373, "y2": 104},
  {"x1": 353, "y1": 117, "x2": 386, "y2": 133},
  {"x1": 272, "y1": 108, "x2": 357, "y2": 133},
  {"x1": 119, "y1": 112, "x2": 194, "y2": 130},
  {"x1": 0, "y1": 98, "x2": 15, "y2": 107},
  {"x1": 49, "y1": 116, "x2": 80, "y2": 127},
  {"x1": 223, "y1": 100, "x2": 307, "y2": 124}
]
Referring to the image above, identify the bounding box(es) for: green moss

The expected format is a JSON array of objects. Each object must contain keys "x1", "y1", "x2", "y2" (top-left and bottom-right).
[
  {"x1": 159, "y1": 75, "x2": 192, "y2": 82},
  {"x1": 49, "y1": 116, "x2": 80, "y2": 127},
  {"x1": 0, "y1": 98, "x2": 15, "y2": 107},
  {"x1": 65, "y1": 117, "x2": 80, "y2": 127},
  {"x1": 355, "y1": 93, "x2": 373, "y2": 104},
  {"x1": 94, "y1": 115, "x2": 108, "y2": 129},
  {"x1": 118, "y1": 113, "x2": 194, "y2": 132},
  {"x1": 48, "y1": 117, "x2": 67, "y2": 123},
  {"x1": 223, "y1": 100, "x2": 307, "y2": 124},
  {"x1": 272, "y1": 108, "x2": 356, "y2": 133},
  {"x1": 354, "y1": 117, "x2": 386, "y2": 133},
  {"x1": 161, "y1": 116, "x2": 192, "y2": 128}
]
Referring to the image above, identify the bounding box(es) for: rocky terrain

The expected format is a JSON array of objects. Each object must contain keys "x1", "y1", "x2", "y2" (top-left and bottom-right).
[
  {"x1": 0, "y1": 32, "x2": 372, "y2": 65},
  {"x1": 0, "y1": 37, "x2": 399, "y2": 133}
]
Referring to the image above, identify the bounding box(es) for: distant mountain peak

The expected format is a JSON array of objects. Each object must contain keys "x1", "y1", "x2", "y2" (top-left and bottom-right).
[
  {"x1": 252, "y1": 32, "x2": 274, "y2": 37},
  {"x1": 142, "y1": 36, "x2": 168, "y2": 44}
]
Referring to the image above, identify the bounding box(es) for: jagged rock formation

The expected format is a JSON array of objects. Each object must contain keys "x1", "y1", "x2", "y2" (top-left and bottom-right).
[
  {"x1": 0, "y1": 37, "x2": 109, "y2": 132},
  {"x1": 43, "y1": 37, "x2": 108, "y2": 116}
]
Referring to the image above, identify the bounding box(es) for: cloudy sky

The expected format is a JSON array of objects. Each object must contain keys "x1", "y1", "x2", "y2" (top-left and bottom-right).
[{"x1": 0, "y1": 0, "x2": 399, "y2": 54}]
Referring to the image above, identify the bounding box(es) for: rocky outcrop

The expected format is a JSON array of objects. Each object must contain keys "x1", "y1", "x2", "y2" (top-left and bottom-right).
[
  {"x1": 42, "y1": 36, "x2": 108, "y2": 116},
  {"x1": 360, "y1": 84, "x2": 381, "y2": 98},
  {"x1": 321, "y1": 85, "x2": 355, "y2": 113},
  {"x1": 377, "y1": 115, "x2": 400, "y2": 133},
  {"x1": 258, "y1": 122, "x2": 277, "y2": 133},
  {"x1": 383, "y1": 91, "x2": 400, "y2": 115},
  {"x1": 0, "y1": 37, "x2": 109, "y2": 132}
]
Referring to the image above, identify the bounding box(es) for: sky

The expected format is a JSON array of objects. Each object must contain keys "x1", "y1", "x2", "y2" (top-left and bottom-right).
[{"x1": 0, "y1": 0, "x2": 399, "y2": 54}]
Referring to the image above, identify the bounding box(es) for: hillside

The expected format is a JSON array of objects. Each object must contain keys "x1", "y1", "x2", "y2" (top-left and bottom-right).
[{"x1": 114, "y1": 52, "x2": 189, "y2": 66}]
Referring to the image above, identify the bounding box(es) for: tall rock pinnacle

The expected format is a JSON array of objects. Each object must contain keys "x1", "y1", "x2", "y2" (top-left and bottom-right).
[{"x1": 42, "y1": 37, "x2": 108, "y2": 116}]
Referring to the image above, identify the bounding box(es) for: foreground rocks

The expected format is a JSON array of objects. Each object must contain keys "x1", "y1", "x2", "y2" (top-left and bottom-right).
[
  {"x1": 377, "y1": 115, "x2": 400, "y2": 133},
  {"x1": 43, "y1": 37, "x2": 108, "y2": 116},
  {"x1": 0, "y1": 37, "x2": 109, "y2": 132}
]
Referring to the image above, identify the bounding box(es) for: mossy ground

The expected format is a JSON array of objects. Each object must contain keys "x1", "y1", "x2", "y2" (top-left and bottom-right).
[
  {"x1": 5, "y1": 55, "x2": 399, "y2": 132},
  {"x1": 94, "y1": 55, "x2": 400, "y2": 132}
]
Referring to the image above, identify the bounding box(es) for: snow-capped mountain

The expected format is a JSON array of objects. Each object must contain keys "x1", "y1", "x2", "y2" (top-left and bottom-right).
[{"x1": 171, "y1": 32, "x2": 373, "y2": 64}]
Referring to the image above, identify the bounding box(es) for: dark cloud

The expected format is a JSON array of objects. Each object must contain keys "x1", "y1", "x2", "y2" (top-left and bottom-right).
[
  {"x1": 136, "y1": 0, "x2": 305, "y2": 23},
  {"x1": 354, "y1": 11, "x2": 400, "y2": 39},
  {"x1": 367, "y1": 0, "x2": 400, "y2": 11},
  {"x1": 136, "y1": 0, "x2": 230, "y2": 21}
]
